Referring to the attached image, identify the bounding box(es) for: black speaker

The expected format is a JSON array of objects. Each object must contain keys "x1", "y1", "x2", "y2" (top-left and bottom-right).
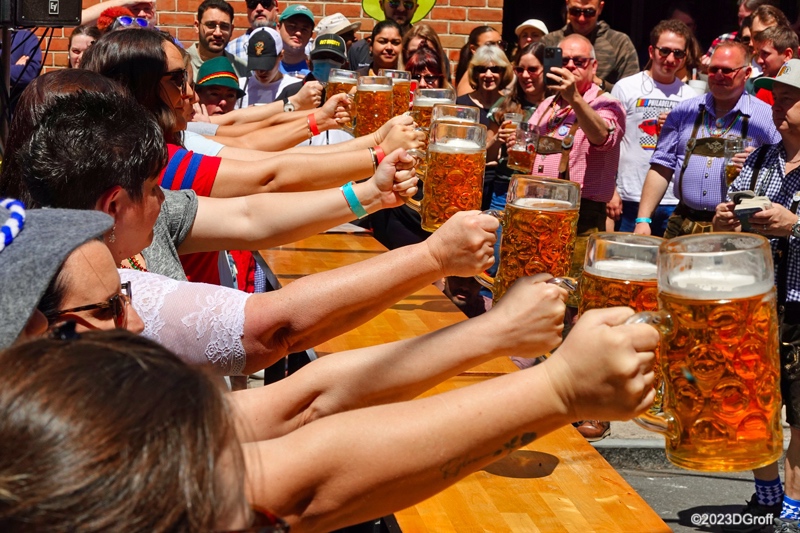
[{"x1": 0, "y1": 0, "x2": 81, "y2": 27}]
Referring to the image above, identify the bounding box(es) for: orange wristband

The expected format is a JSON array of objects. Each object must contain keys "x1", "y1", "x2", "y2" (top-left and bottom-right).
[
  {"x1": 373, "y1": 145, "x2": 385, "y2": 164},
  {"x1": 307, "y1": 113, "x2": 320, "y2": 136}
]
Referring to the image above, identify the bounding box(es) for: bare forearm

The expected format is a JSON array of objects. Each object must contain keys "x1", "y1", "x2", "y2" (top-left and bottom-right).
[
  {"x1": 571, "y1": 94, "x2": 609, "y2": 146},
  {"x1": 214, "y1": 119, "x2": 312, "y2": 152},
  {"x1": 209, "y1": 101, "x2": 284, "y2": 126},
  {"x1": 637, "y1": 165, "x2": 672, "y2": 218}
]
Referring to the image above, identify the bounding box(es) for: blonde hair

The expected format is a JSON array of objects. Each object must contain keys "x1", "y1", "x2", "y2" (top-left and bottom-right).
[{"x1": 467, "y1": 44, "x2": 514, "y2": 90}]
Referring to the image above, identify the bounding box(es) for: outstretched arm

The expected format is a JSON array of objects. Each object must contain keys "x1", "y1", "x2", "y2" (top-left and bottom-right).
[
  {"x1": 242, "y1": 307, "x2": 658, "y2": 533},
  {"x1": 634, "y1": 164, "x2": 672, "y2": 235}
]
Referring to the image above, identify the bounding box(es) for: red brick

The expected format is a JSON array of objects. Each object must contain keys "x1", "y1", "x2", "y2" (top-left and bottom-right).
[
  {"x1": 424, "y1": 21, "x2": 448, "y2": 34},
  {"x1": 176, "y1": 27, "x2": 198, "y2": 41},
  {"x1": 430, "y1": 6, "x2": 466, "y2": 19},
  {"x1": 158, "y1": 12, "x2": 196, "y2": 25},
  {"x1": 440, "y1": 34, "x2": 466, "y2": 48},
  {"x1": 467, "y1": 8, "x2": 502, "y2": 21},
  {"x1": 326, "y1": 3, "x2": 362, "y2": 17},
  {"x1": 449, "y1": 0, "x2": 486, "y2": 6},
  {"x1": 449, "y1": 21, "x2": 486, "y2": 34},
  {"x1": 176, "y1": 0, "x2": 197, "y2": 14},
  {"x1": 487, "y1": 0, "x2": 503, "y2": 7},
  {"x1": 46, "y1": 37, "x2": 69, "y2": 52}
]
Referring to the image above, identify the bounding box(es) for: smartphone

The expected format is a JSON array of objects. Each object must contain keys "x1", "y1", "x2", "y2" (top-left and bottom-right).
[{"x1": 543, "y1": 47, "x2": 562, "y2": 87}]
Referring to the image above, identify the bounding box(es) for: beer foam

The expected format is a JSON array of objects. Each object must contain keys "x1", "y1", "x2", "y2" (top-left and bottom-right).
[
  {"x1": 328, "y1": 76, "x2": 357, "y2": 85},
  {"x1": 414, "y1": 97, "x2": 455, "y2": 107},
  {"x1": 665, "y1": 271, "x2": 773, "y2": 299},
  {"x1": 510, "y1": 197, "x2": 575, "y2": 211},
  {"x1": 358, "y1": 84, "x2": 392, "y2": 91},
  {"x1": 429, "y1": 138, "x2": 483, "y2": 153},
  {"x1": 586, "y1": 259, "x2": 657, "y2": 280}
]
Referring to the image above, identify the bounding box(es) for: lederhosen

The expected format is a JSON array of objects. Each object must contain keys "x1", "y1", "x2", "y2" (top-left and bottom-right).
[
  {"x1": 748, "y1": 149, "x2": 800, "y2": 425},
  {"x1": 667, "y1": 104, "x2": 750, "y2": 237}
]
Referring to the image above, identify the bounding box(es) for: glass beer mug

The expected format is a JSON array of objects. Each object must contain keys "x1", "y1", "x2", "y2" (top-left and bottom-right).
[
  {"x1": 476, "y1": 175, "x2": 580, "y2": 301},
  {"x1": 507, "y1": 122, "x2": 537, "y2": 173},
  {"x1": 410, "y1": 88, "x2": 456, "y2": 131},
  {"x1": 354, "y1": 76, "x2": 393, "y2": 138},
  {"x1": 404, "y1": 122, "x2": 487, "y2": 232},
  {"x1": 724, "y1": 137, "x2": 745, "y2": 186},
  {"x1": 630, "y1": 233, "x2": 782, "y2": 472},
  {"x1": 326, "y1": 69, "x2": 358, "y2": 99},
  {"x1": 379, "y1": 69, "x2": 412, "y2": 116}
]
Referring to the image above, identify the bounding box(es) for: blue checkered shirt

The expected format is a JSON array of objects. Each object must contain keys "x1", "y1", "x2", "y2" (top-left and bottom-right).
[
  {"x1": 731, "y1": 143, "x2": 800, "y2": 303},
  {"x1": 650, "y1": 91, "x2": 780, "y2": 213},
  {"x1": 226, "y1": 34, "x2": 249, "y2": 65}
]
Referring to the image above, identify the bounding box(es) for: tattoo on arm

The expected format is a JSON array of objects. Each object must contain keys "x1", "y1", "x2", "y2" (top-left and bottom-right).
[{"x1": 439, "y1": 432, "x2": 538, "y2": 479}]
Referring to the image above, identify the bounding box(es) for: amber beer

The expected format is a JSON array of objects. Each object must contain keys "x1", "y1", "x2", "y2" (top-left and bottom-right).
[
  {"x1": 507, "y1": 147, "x2": 533, "y2": 173},
  {"x1": 354, "y1": 77, "x2": 393, "y2": 138},
  {"x1": 579, "y1": 260, "x2": 658, "y2": 314},
  {"x1": 327, "y1": 74, "x2": 357, "y2": 98},
  {"x1": 420, "y1": 139, "x2": 486, "y2": 231},
  {"x1": 725, "y1": 163, "x2": 740, "y2": 185},
  {"x1": 379, "y1": 69, "x2": 412, "y2": 117},
  {"x1": 411, "y1": 97, "x2": 455, "y2": 130},
  {"x1": 491, "y1": 198, "x2": 579, "y2": 301}
]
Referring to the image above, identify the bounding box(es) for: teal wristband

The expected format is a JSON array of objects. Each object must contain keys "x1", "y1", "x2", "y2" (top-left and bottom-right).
[
  {"x1": 635, "y1": 217, "x2": 652, "y2": 224},
  {"x1": 341, "y1": 181, "x2": 368, "y2": 219}
]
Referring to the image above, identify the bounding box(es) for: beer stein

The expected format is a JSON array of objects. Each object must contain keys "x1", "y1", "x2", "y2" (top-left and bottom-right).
[
  {"x1": 476, "y1": 175, "x2": 580, "y2": 301},
  {"x1": 630, "y1": 233, "x2": 782, "y2": 472},
  {"x1": 431, "y1": 104, "x2": 481, "y2": 125},
  {"x1": 354, "y1": 76, "x2": 393, "y2": 138},
  {"x1": 327, "y1": 70, "x2": 358, "y2": 132},
  {"x1": 404, "y1": 122, "x2": 487, "y2": 232},
  {"x1": 379, "y1": 69, "x2": 412, "y2": 116},
  {"x1": 410, "y1": 88, "x2": 456, "y2": 131},
  {"x1": 724, "y1": 137, "x2": 745, "y2": 186},
  {"x1": 507, "y1": 122, "x2": 537, "y2": 173}
]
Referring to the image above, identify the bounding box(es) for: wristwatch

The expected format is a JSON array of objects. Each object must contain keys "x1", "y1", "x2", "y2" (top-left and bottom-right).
[
  {"x1": 283, "y1": 95, "x2": 295, "y2": 113},
  {"x1": 791, "y1": 216, "x2": 800, "y2": 238}
]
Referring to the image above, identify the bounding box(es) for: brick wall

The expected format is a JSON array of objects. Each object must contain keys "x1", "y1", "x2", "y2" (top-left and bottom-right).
[{"x1": 39, "y1": 0, "x2": 503, "y2": 73}]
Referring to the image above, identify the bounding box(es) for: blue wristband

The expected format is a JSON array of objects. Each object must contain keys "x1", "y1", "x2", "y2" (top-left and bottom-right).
[
  {"x1": 341, "y1": 181, "x2": 368, "y2": 219},
  {"x1": 635, "y1": 217, "x2": 652, "y2": 224}
]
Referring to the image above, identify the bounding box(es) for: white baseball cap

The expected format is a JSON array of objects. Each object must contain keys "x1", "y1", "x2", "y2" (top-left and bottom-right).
[
  {"x1": 755, "y1": 59, "x2": 800, "y2": 91},
  {"x1": 314, "y1": 13, "x2": 361, "y2": 35},
  {"x1": 515, "y1": 19, "x2": 549, "y2": 37}
]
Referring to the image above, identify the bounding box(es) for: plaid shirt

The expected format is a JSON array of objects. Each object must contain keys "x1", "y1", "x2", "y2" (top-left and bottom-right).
[
  {"x1": 702, "y1": 31, "x2": 738, "y2": 62},
  {"x1": 650, "y1": 91, "x2": 780, "y2": 212},
  {"x1": 731, "y1": 143, "x2": 800, "y2": 303},
  {"x1": 226, "y1": 34, "x2": 250, "y2": 65},
  {"x1": 527, "y1": 84, "x2": 626, "y2": 202}
]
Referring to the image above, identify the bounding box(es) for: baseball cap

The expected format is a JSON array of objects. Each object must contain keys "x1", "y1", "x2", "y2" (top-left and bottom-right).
[
  {"x1": 314, "y1": 13, "x2": 360, "y2": 35},
  {"x1": 248, "y1": 27, "x2": 282, "y2": 71},
  {"x1": 0, "y1": 199, "x2": 113, "y2": 349},
  {"x1": 515, "y1": 19, "x2": 549, "y2": 37},
  {"x1": 196, "y1": 57, "x2": 247, "y2": 98},
  {"x1": 279, "y1": 4, "x2": 314, "y2": 24},
  {"x1": 310, "y1": 33, "x2": 347, "y2": 62},
  {"x1": 755, "y1": 59, "x2": 800, "y2": 91}
]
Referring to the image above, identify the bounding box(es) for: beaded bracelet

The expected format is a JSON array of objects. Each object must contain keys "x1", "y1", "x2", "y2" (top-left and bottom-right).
[
  {"x1": 340, "y1": 182, "x2": 368, "y2": 219},
  {"x1": 0, "y1": 198, "x2": 26, "y2": 253},
  {"x1": 634, "y1": 217, "x2": 652, "y2": 224}
]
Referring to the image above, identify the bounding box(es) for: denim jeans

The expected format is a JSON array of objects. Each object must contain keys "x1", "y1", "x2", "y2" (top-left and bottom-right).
[{"x1": 617, "y1": 201, "x2": 676, "y2": 237}]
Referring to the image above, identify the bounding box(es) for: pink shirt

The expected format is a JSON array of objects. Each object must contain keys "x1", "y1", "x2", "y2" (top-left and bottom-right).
[{"x1": 527, "y1": 84, "x2": 625, "y2": 202}]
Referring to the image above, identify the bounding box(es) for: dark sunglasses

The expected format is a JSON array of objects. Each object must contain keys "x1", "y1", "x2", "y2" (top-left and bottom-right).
[
  {"x1": 474, "y1": 65, "x2": 503, "y2": 75},
  {"x1": 412, "y1": 73, "x2": 444, "y2": 84},
  {"x1": 387, "y1": 0, "x2": 415, "y2": 9},
  {"x1": 482, "y1": 39, "x2": 507, "y2": 49},
  {"x1": 562, "y1": 56, "x2": 592, "y2": 68},
  {"x1": 513, "y1": 66, "x2": 542, "y2": 75},
  {"x1": 203, "y1": 21, "x2": 233, "y2": 32},
  {"x1": 49, "y1": 282, "x2": 132, "y2": 329},
  {"x1": 568, "y1": 7, "x2": 597, "y2": 18},
  {"x1": 219, "y1": 510, "x2": 290, "y2": 533},
  {"x1": 114, "y1": 16, "x2": 149, "y2": 28},
  {"x1": 655, "y1": 46, "x2": 687, "y2": 59},
  {"x1": 739, "y1": 35, "x2": 752, "y2": 45},
  {"x1": 707, "y1": 65, "x2": 747, "y2": 76},
  {"x1": 163, "y1": 68, "x2": 189, "y2": 93},
  {"x1": 245, "y1": 0, "x2": 276, "y2": 10}
]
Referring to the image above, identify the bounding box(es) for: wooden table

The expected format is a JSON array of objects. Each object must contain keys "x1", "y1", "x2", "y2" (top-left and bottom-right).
[{"x1": 258, "y1": 231, "x2": 669, "y2": 533}]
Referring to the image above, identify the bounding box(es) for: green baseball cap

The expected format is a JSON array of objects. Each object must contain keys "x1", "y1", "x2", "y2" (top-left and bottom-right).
[
  {"x1": 196, "y1": 57, "x2": 246, "y2": 98},
  {"x1": 279, "y1": 4, "x2": 314, "y2": 24}
]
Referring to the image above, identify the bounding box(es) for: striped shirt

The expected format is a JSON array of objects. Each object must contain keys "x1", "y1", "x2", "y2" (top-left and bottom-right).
[{"x1": 650, "y1": 91, "x2": 780, "y2": 212}]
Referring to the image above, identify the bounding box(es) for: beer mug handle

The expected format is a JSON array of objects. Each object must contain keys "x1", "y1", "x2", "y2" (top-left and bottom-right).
[
  {"x1": 624, "y1": 310, "x2": 680, "y2": 439},
  {"x1": 474, "y1": 210, "x2": 503, "y2": 290},
  {"x1": 342, "y1": 93, "x2": 356, "y2": 135},
  {"x1": 401, "y1": 147, "x2": 426, "y2": 213},
  {"x1": 546, "y1": 277, "x2": 578, "y2": 292}
]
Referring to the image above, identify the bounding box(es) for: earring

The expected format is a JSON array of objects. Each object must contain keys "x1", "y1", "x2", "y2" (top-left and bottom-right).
[{"x1": 108, "y1": 225, "x2": 116, "y2": 243}]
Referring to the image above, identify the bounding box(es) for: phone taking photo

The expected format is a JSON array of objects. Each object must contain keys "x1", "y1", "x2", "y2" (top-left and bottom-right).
[{"x1": 543, "y1": 47, "x2": 562, "y2": 87}]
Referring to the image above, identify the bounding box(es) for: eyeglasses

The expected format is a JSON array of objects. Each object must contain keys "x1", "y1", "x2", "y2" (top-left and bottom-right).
[
  {"x1": 114, "y1": 16, "x2": 150, "y2": 28},
  {"x1": 513, "y1": 66, "x2": 542, "y2": 76},
  {"x1": 163, "y1": 68, "x2": 189, "y2": 93},
  {"x1": 387, "y1": 0, "x2": 415, "y2": 9},
  {"x1": 474, "y1": 65, "x2": 503, "y2": 75},
  {"x1": 567, "y1": 7, "x2": 597, "y2": 18},
  {"x1": 412, "y1": 73, "x2": 444, "y2": 85},
  {"x1": 482, "y1": 40, "x2": 507, "y2": 49},
  {"x1": 655, "y1": 46, "x2": 687, "y2": 59},
  {"x1": 218, "y1": 509, "x2": 290, "y2": 533},
  {"x1": 739, "y1": 35, "x2": 752, "y2": 45},
  {"x1": 49, "y1": 282, "x2": 132, "y2": 329},
  {"x1": 707, "y1": 65, "x2": 747, "y2": 76},
  {"x1": 203, "y1": 21, "x2": 233, "y2": 32},
  {"x1": 245, "y1": 0, "x2": 276, "y2": 10},
  {"x1": 562, "y1": 56, "x2": 592, "y2": 68}
]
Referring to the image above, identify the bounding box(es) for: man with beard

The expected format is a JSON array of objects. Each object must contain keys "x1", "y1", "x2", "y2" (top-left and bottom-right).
[
  {"x1": 188, "y1": 0, "x2": 246, "y2": 79},
  {"x1": 225, "y1": 0, "x2": 280, "y2": 66}
]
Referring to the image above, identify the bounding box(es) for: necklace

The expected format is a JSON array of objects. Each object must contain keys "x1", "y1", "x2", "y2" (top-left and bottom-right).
[
  {"x1": 705, "y1": 109, "x2": 740, "y2": 137},
  {"x1": 127, "y1": 255, "x2": 148, "y2": 272},
  {"x1": 0, "y1": 198, "x2": 25, "y2": 253}
]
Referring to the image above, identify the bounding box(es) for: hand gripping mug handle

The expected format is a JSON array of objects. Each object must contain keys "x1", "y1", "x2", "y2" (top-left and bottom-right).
[
  {"x1": 474, "y1": 209, "x2": 503, "y2": 289},
  {"x1": 625, "y1": 310, "x2": 679, "y2": 439},
  {"x1": 401, "y1": 147, "x2": 427, "y2": 213},
  {"x1": 342, "y1": 93, "x2": 356, "y2": 135}
]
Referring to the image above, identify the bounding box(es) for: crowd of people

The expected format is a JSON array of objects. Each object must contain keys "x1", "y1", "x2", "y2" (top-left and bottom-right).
[{"x1": 1, "y1": 0, "x2": 800, "y2": 531}]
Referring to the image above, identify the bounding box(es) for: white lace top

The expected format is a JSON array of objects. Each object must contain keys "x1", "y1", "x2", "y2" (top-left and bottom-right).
[{"x1": 119, "y1": 269, "x2": 251, "y2": 375}]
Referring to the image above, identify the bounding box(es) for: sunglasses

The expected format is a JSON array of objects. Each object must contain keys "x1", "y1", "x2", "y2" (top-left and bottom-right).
[
  {"x1": 655, "y1": 46, "x2": 687, "y2": 59},
  {"x1": 707, "y1": 65, "x2": 747, "y2": 76},
  {"x1": 482, "y1": 39, "x2": 507, "y2": 49},
  {"x1": 387, "y1": 0, "x2": 415, "y2": 9},
  {"x1": 568, "y1": 7, "x2": 597, "y2": 18},
  {"x1": 562, "y1": 56, "x2": 592, "y2": 68},
  {"x1": 412, "y1": 73, "x2": 444, "y2": 85},
  {"x1": 163, "y1": 68, "x2": 189, "y2": 93},
  {"x1": 219, "y1": 510, "x2": 290, "y2": 533},
  {"x1": 474, "y1": 65, "x2": 503, "y2": 75},
  {"x1": 245, "y1": 0, "x2": 276, "y2": 10},
  {"x1": 49, "y1": 282, "x2": 132, "y2": 329},
  {"x1": 203, "y1": 21, "x2": 233, "y2": 32},
  {"x1": 114, "y1": 16, "x2": 150, "y2": 28},
  {"x1": 513, "y1": 66, "x2": 542, "y2": 75}
]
